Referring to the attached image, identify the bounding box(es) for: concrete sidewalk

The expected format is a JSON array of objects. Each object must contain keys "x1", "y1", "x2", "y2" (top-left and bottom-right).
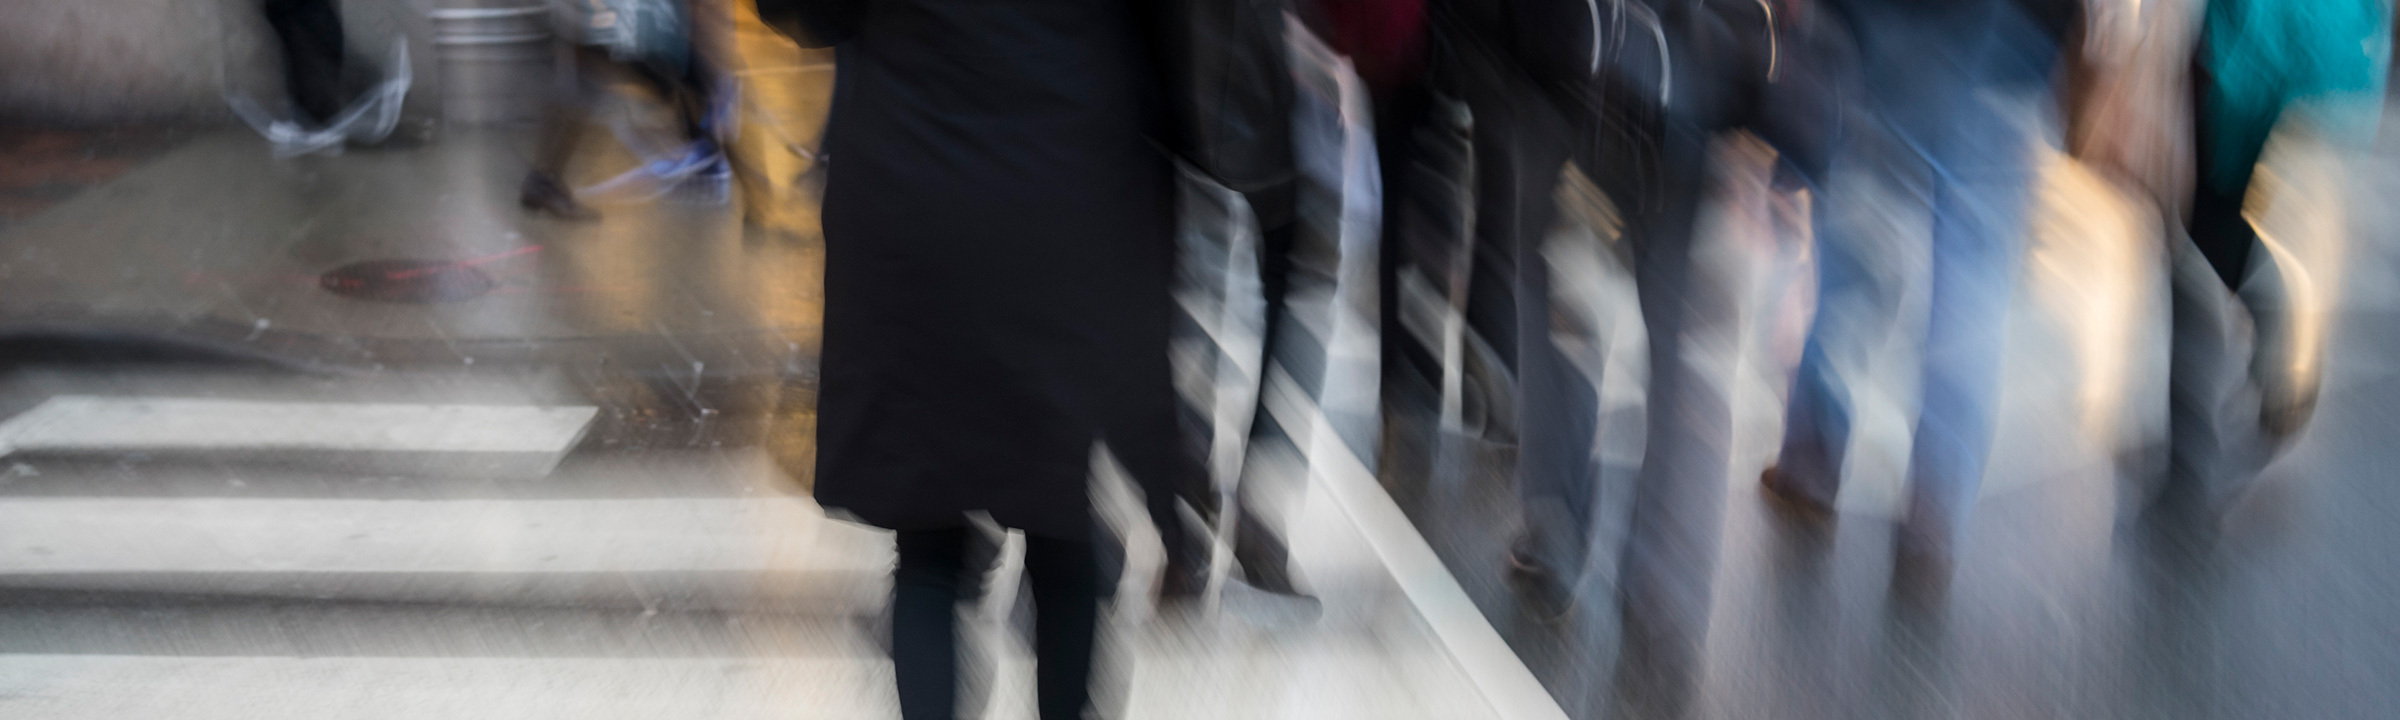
[
  {"x1": 0, "y1": 124, "x2": 823, "y2": 369},
  {"x1": 0, "y1": 5, "x2": 835, "y2": 376}
]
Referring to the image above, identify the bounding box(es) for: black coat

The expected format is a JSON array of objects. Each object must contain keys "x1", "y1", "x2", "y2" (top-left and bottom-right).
[{"x1": 800, "y1": 0, "x2": 1177, "y2": 539}]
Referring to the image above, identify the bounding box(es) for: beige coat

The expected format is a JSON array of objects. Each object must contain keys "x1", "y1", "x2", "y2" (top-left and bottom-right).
[{"x1": 2067, "y1": 0, "x2": 2206, "y2": 213}]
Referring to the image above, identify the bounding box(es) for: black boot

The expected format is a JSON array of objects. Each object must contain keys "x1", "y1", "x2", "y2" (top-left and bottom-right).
[
  {"x1": 1231, "y1": 512, "x2": 1310, "y2": 598},
  {"x1": 520, "y1": 173, "x2": 598, "y2": 220}
]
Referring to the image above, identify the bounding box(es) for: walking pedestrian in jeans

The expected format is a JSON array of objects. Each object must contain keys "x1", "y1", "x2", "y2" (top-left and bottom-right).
[{"x1": 1763, "y1": 0, "x2": 2069, "y2": 576}]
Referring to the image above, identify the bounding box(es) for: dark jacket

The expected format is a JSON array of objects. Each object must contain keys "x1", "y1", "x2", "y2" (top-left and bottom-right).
[{"x1": 773, "y1": 0, "x2": 1177, "y2": 539}]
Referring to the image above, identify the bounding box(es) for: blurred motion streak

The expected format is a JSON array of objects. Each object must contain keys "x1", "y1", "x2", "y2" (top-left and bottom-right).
[{"x1": 0, "y1": 0, "x2": 2396, "y2": 719}]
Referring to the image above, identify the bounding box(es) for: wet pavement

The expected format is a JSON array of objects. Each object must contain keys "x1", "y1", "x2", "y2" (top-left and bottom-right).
[{"x1": 0, "y1": 125, "x2": 197, "y2": 234}]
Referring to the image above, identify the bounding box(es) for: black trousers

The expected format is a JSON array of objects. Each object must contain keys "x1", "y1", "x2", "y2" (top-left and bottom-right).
[
  {"x1": 893, "y1": 527, "x2": 1098, "y2": 720},
  {"x1": 2188, "y1": 60, "x2": 2277, "y2": 290},
  {"x1": 1131, "y1": 183, "x2": 1305, "y2": 583},
  {"x1": 532, "y1": 44, "x2": 713, "y2": 183},
  {"x1": 262, "y1": 0, "x2": 346, "y2": 126}
]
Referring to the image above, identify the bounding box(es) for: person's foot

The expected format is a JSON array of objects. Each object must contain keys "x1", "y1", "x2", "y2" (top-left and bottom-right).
[
  {"x1": 1230, "y1": 515, "x2": 1310, "y2": 599},
  {"x1": 1889, "y1": 534, "x2": 1955, "y2": 618},
  {"x1": 520, "y1": 173, "x2": 598, "y2": 220},
  {"x1": 1759, "y1": 465, "x2": 1836, "y2": 523},
  {"x1": 1894, "y1": 490, "x2": 1957, "y2": 585},
  {"x1": 1235, "y1": 556, "x2": 1310, "y2": 598},
  {"x1": 1156, "y1": 558, "x2": 1207, "y2": 606},
  {"x1": 1505, "y1": 535, "x2": 1549, "y2": 577},
  {"x1": 1223, "y1": 541, "x2": 1321, "y2": 623},
  {"x1": 2237, "y1": 248, "x2": 2319, "y2": 443},
  {"x1": 1505, "y1": 534, "x2": 1574, "y2": 622}
]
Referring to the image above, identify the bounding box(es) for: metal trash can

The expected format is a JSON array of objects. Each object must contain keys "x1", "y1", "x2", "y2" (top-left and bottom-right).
[{"x1": 431, "y1": 5, "x2": 553, "y2": 124}]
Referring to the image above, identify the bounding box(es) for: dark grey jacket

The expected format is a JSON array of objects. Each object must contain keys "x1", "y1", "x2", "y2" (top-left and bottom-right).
[{"x1": 770, "y1": 0, "x2": 1177, "y2": 539}]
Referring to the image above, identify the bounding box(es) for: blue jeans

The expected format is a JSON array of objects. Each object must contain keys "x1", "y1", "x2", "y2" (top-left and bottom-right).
[{"x1": 1778, "y1": 0, "x2": 2053, "y2": 549}]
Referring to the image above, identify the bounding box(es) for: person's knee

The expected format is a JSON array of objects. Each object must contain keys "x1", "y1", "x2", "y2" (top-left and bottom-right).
[
  {"x1": 1022, "y1": 537, "x2": 1099, "y2": 590},
  {"x1": 895, "y1": 529, "x2": 970, "y2": 587}
]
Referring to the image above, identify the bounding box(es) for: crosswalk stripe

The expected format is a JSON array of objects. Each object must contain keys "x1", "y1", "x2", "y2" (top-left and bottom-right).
[
  {"x1": 0, "y1": 497, "x2": 886, "y2": 576},
  {"x1": 0, "y1": 396, "x2": 596, "y2": 456},
  {"x1": 0, "y1": 642, "x2": 1498, "y2": 720},
  {"x1": 0, "y1": 655, "x2": 893, "y2": 720}
]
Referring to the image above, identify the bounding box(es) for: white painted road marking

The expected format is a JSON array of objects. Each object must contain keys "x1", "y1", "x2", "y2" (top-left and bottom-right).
[
  {"x1": 0, "y1": 497, "x2": 885, "y2": 575},
  {"x1": 1265, "y1": 368, "x2": 1572, "y2": 720},
  {"x1": 0, "y1": 396, "x2": 596, "y2": 456}
]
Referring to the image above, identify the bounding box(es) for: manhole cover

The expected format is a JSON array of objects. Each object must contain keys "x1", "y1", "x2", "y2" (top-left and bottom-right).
[{"x1": 320, "y1": 259, "x2": 497, "y2": 303}]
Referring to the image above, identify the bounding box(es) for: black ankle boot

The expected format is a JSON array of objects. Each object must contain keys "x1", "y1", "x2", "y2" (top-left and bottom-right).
[{"x1": 520, "y1": 173, "x2": 598, "y2": 220}]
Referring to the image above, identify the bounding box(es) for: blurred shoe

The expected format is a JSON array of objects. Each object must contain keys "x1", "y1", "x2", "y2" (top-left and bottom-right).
[
  {"x1": 1891, "y1": 490, "x2": 1958, "y2": 622},
  {"x1": 2236, "y1": 246, "x2": 2319, "y2": 444},
  {"x1": 520, "y1": 173, "x2": 598, "y2": 221},
  {"x1": 1222, "y1": 576, "x2": 1323, "y2": 625},
  {"x1": 1505, "y1": 534, "x2": 1548, "y2": 577},
  {"x1": 1235, "y1": 554, "x2": 1310, "y2": 598},
  {"x1": 1894, "y1": 489, "x2": 1957, "y2": 583},
  {"x1": 1505, "y1": 534, "x2": 1574, "y2": 622},
  {"x1": 1229, "y1": 510, "x2": 1311, "y2": 599},
  {"x1": 1156, "y1": 558, "x2": 1206, "y2": 605},
  {"x1": 1887, "y1": 544, "x2": 1953, "y2": 623},
  {"x1": 1758, "y1": 465, "x2": 1836, "y2": 520},
  {"x1": 1226, "y1": 528, "x2": 1321, "y2": 623}
]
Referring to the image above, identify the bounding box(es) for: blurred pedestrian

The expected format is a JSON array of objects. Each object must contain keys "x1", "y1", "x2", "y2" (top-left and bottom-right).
[
  {"x1": 1457, "y1": 1, "x2": 1853, "y2": 713},
  {"x1": 2156, "y1": 0, "x2": 2388, "y2": 509},
  {"x1": 1763, "y1": 0, "x2": 2071, "y2": 573},
  {"x1": 1143, "y1": 0, "x2": 1317, "y2": 604},
  {"x1": 521, "y1": 0, "x2": 729, "y2": 219},
  {"x1": 760, "y1": 0, "x2": 1174, "y2": 717}
]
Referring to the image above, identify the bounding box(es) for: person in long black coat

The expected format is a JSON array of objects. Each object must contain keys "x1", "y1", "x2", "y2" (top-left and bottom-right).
[{"x1": 763, "y1": 0, "x2": 1174, "y2": 717}]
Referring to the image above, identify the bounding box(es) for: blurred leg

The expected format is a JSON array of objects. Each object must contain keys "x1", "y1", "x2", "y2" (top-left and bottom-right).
[
  {"x1": 1231, "y1": 189, "x2": 1307, "y2": 594},
  {"x1": 1427, "y1": 42, "x2": 1588, "y2": 591},
  {"x1": 1107, "y1": 340, "x2": 1211, "y2": 597},
  {"x1": 893, "y1": 527, "x2": 970, "y2": 720},
  {"x1": 2160, "y1": 59, "x2": 2301, "y2": 507},
  {"x1": 1771, "y1": 197, "x2": 1870, "y2": 507},
  {"x1": 1761, "y1": 5, "x2": 1870, "y2": 510},
  {"x1": 1138, "y1": 426, "x2": 1212, "y2": 598},
  {"x1": 1456, "y1": 50, "x2": 1528, "y2": 375},
  {"x1": 1769, "y1": 117, "x2": 1902, "y2": 509},
  {"x1": 1503, "y1": 93, "x2": 1591, "y2": 585},
  {"x1": 1375, "y1": 83, "x2": 1446, "y2": 389},
  {"x1": 531, "y1": 46, "x2": 619, "y2": 182},
  {"x1": 1511, "y1": 167, "x2": 1597, "y2": 584},
  {"x1": 523, "y1": 45, "x2": 612, "y2": 219},
  {"x1": 2163, "y1": 229, "x2": 2269, "y2": 506},
  {"x1": 262, "y1": 0, "x2": 346, "y2": 126},
  {"x1": 1022, "y1": 534, "x2": 1099, "y2": 720},
  {"x1": 2187, "y1": 64, "x2": 2279, "y2": 291},
  {"x1": 626, "y1": 57, "x2": 710, "y2": 144},
  {"x1": 1898, "y1": 101, "x2": 2038, "y2": 560},
  {"x1": 1821, "y1": 0, "x2": 2054, "y2": 566},
  {"x1": 1609, "y1": 118, "x2": 1733, "y2": 718},
  {"x1": 1229, "y1": 63, "x2": 1369, "y2": 594}
]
